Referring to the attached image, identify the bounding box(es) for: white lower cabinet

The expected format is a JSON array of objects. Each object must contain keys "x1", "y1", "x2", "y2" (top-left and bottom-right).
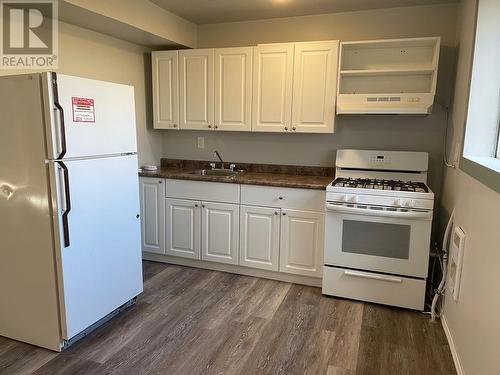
[
  {"x1": 239, "y1": 205, "x2": 280, "y2": 271},
  {"x1": 149, "y1": 180, "x2": 325, "y2": 280},
  {"x1": 139, "y1": 177, "x2": 165, "y2": 254},
  {"x1": 165, "y1": 198, "x2": 201, "y2": 259},
  {"x1": 279, "y1": 209, "x2": 325, "y2": 278},
  {"x1": 202, "y1": 202, "x2": 239, "y2": 265}
]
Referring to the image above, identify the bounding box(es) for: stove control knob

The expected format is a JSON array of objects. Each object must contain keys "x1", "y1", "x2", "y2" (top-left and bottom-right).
[
  {"x1": 350, "y1": 196, "x2": 359, "y2": 204},
  {"x1": 338, "y1": 194, "x2": 346, "y2": 202},
  {"x1": 407, "y1": 200, "x2": 416, "y2": 208},
  {"x1": 394, "y1": 199, "x2": 402, "y2": 206}
]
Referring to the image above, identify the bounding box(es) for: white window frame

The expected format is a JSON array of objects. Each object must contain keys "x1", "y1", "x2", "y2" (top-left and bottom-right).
[
  {"x1": 460, "y1": 0, "x2": 500, "y2": 193},
  {"x1": 496, "y1": 119, "x2": 500, "y2": 159}
]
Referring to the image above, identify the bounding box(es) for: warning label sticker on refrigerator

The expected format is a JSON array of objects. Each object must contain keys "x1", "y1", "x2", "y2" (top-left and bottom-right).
[{"x1": 72, "y1": 97, "x2": 95, "y2": 123}]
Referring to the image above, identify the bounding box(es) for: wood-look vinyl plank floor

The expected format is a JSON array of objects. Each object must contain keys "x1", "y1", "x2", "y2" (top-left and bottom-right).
[{"x1": 0, "y1": 261, "x2": 456, "y2": 375}]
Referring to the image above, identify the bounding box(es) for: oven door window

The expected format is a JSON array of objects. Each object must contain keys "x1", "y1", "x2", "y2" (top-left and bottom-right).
[{"x1": 341, "y1": 220, "x2": 411, "y2": 260}]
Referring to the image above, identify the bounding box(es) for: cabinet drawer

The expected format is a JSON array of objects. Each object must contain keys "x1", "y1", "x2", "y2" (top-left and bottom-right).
[
  {"x1": 322, "y1": 266, "x2": 425, "y2": 310},
  {"x1": 166, "y1": 179, "x2": 240, "y2": 204},
  {"x1": 241, "y1": 184, "x2": 325, "y2": 211}
]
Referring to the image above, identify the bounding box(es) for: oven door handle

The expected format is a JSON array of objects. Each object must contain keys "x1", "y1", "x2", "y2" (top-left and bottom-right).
[
  {"x1": 344, "y1": 270, "x2": 403, "y2": 283},
  {"x1": 326, "y1": 203, "x2": 432, "y2": 220}
]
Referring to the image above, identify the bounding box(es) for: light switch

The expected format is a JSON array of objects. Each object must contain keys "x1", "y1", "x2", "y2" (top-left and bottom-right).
[{"x1": 197, "y1": 136, "x2": 205, "y2": 149}]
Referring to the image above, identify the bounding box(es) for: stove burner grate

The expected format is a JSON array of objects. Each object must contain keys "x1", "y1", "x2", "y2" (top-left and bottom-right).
[{"x1": 332, "y1": 177, "x2": 429, "y2": 193}]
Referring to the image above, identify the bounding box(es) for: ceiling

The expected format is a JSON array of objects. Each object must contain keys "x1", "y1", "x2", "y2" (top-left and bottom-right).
[{"x1": 150, "y1": 0, "x2": 457, "y2": 24}]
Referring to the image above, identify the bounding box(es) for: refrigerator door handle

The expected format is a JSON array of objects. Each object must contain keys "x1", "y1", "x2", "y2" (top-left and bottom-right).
[
  {"x1": 51, "y1": 72, "x2": 67, "y2": 159},
  {"x1": 56, "y1": 161, "x2": 71, "y2": 247}
]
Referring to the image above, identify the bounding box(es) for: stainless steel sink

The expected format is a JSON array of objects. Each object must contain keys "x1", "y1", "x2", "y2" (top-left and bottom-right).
[{"x1": 186, "y1": 169, "x2": 240, "y2": 177}]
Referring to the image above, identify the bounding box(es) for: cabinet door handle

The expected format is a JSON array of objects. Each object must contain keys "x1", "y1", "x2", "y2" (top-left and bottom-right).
[
  {"x1": 292, "y1": 127, "x2": 296, "y2": 131},
  {"x1": 158, "y1": 180, "x2": 162, "y2": 184},
  {"x1": 172, "y1": 124, "x2": 177, "y2": 128},
  {"x1": 214, "y1": 125, "x2": 218, "y2": 129},
  {"x1": 274, "y1": 211, "x2": 278, "y2": 215},
  {"x1": 202, "y1": 204, "x2": 205, "y2": 208},
  {"x1": 284, "y1": 127, "x2": 288, "y2": 131},
  {"x1": 282, "y1": 212, "x2": 287, "y2": 216},
  {"x1": 208, "y1": 125, "x2": 212, "y2": 129},
  {"x1": 344, "y1": 271, "x2": 403, "y2": 283},
  {"x1": 278, "y1": 196, "x2": 283, "y2": 200},
  {"x1": 195, "y1": 204, "x2": 199, "y2": 207}
]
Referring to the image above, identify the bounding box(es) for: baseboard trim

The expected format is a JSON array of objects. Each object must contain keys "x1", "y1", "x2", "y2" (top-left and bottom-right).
[
  {"x1": 441, "y1": 315, "x2": 464, "y2": 375},
  {"x1": 143, "y1": 252, "x2": 322, "y2": 287}
]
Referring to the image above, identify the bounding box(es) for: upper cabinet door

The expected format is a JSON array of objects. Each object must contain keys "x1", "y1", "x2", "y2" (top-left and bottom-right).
[
  {"x1": 252, "y1": 44, "x2": 294, "y2": 132},
  {"x1": 152, "y1": 51, "x2": 179, "y2": 130},
  {"x1": 291, "y1": 41, "x2": 339, "y2": 133},
  {"x1": 214, "y1": 47, "x2": 253, "y2": 131},
  {"x1": 179, "y1": 49, "x2": 214, "y2": 130}
]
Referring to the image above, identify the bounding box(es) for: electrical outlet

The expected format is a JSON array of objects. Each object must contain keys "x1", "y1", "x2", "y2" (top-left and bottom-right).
[{"x1": 197, "y1": 137, "x2": 205, "y2": 149}]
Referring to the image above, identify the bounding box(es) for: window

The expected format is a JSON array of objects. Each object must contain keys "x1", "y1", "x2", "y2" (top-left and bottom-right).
[
  {"x1": 497, "y1": 118, "x2": 500, "y2": 159},
  {"x1": 460, "y1": 0, "x2": 500, "y2": 192}
]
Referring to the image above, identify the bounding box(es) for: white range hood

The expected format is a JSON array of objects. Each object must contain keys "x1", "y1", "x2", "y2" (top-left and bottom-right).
[{"x1": 336, "y1": 37, "x2": 440, "y2": 115}]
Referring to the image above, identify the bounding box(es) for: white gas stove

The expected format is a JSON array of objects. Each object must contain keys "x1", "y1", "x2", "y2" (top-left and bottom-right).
[{"x1": 323, "y1": 150, "x2": 435, "y2": 311}]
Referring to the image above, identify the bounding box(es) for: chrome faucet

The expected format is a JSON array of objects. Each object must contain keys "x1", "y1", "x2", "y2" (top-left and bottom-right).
[
  {"x1": 213, "y1": 151, "x2": 236, "y2": 171},
  {"x1": 214, "y1": 150, "x2": 225, "y2": 169}
]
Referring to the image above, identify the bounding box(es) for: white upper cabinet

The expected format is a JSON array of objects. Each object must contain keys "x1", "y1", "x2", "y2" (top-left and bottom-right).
[
  {"x1": 201, "y1": 202, "x2": 239, "y2": 265},
  {"x1": 139, "y1": 177, "x2": 165, "y2": 254},
  {"x1": 179, "y1": 49, "x2": 214, "y2": 130},
  {"x1": 252, "y1": 44, "x2": 294, "y2": 132},
  {"x1": 153, "y1": 40, "x2": 342, "y2": 133},
  {"x1": 292, "y1": 41, "x2": 339, "y2": 133},
  {"x1": 214, "y1": 47, "x2": 253, "y2": 131},
  {"x1": 152, "y1": 51, "x2": 179, "y2": 130},
  {"x1": 337, "y1": 37, "x2": 440, "y2": 114},
  {"x1": 279, "y1": 209, "x2": 324, "y2": 278}
]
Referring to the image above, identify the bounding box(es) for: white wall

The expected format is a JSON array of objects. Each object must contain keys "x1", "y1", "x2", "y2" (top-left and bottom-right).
[
  {"x1": 0, "y1": 21, "x2": 162, "y2": 166},
  {"x1": 440, "y1": 1, "x2": 500, "y2": 374}
]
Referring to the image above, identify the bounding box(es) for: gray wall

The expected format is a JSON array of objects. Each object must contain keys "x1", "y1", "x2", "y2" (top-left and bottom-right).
[
  {"x1": 440, "y1": 1, "x2": 500, "y2": 374},
  {"x1": 163, "y1": 107, "x2": 448, "y2": 196}
]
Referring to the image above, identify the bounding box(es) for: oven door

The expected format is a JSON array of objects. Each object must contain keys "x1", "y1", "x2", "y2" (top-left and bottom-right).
[{"x1": 324, "y1": 203, "x2": 432, "y2": 278}]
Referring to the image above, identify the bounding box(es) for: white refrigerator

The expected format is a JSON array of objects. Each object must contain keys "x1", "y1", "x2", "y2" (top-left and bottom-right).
[{"x1": 0, "y1": 73, "x2": 143, "y2": 351}]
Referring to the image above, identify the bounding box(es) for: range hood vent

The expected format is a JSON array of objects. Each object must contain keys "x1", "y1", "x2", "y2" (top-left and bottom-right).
[
  {"x1": 336, "y1": 37, "x2": 440, "y2": 115},
  {"x1": 337, "y1": 93, "x2": 435, "y2": 114}
]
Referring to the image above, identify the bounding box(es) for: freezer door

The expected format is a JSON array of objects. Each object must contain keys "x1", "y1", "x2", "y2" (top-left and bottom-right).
[
  {"x1": 47, "y1": 73, "x2": 138, "y2": 159},
  {"x1": 51, "y1": 155, "x2": 143, "y2": 340},
  {"x1": 0, "y1": 74, "x2": 62, "y2": 351}
]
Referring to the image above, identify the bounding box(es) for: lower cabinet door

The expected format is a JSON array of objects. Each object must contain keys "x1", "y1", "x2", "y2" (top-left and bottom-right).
[
  {"x1": 280, "y1": 209, "x2": 324, "y2": 277},
  {"x1": 139, "y1": 177, "x2": 165, "y2": 254},
  {"x1": 165, "y1": 198, "x2": 201, "y2": 259},
  {"x1": 239, "y1": 205, "x2": 280, "y2": 271},
  {"x1": 201, "y1": 202, "x2": 239, "y2": 265}
]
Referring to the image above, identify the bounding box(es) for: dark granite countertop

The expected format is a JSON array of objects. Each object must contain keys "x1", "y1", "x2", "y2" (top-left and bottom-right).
[{"x1": 139, "y1": 159, "x2": 335, "y2": 190}]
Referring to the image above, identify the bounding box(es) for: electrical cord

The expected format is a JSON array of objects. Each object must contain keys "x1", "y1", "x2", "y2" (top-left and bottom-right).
[
  {"x1": 439, "y1": 103, "x2": 458, "y2": 169},
  {"x1": 431, "y1": 209, "x2": 455, "y2": 321}
]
